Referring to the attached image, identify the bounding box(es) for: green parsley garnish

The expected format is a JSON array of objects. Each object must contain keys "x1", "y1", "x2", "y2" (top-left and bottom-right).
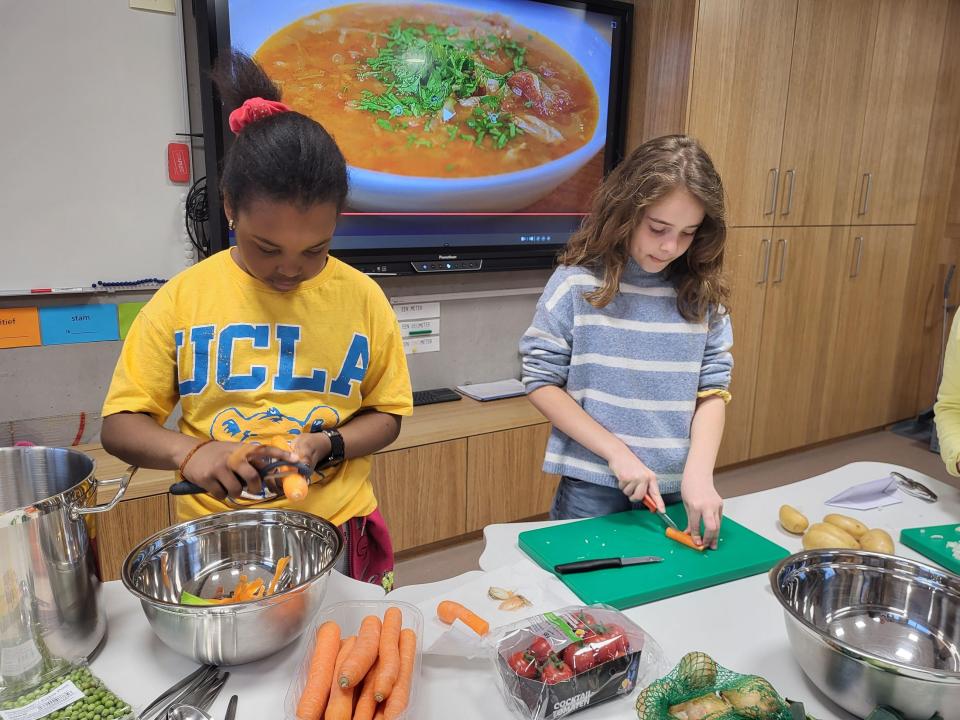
[{"x1": 356, "y1": 19, "x2": 529, "y2": 149}]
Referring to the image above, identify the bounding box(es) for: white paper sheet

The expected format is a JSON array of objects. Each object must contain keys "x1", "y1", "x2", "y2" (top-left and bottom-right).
[{"x1": 825, "y1": 475, "x2": 902, "y2": 510}]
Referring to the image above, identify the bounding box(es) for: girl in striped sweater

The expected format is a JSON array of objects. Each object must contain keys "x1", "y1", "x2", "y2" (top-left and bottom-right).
[{"x1": 520, "y1": 135, "x2": 732, "y2": 549}]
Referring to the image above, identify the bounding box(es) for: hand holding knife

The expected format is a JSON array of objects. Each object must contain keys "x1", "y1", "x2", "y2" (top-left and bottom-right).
[{"x1": 641, "y1": 493, "x2": 679, "y2": 530}]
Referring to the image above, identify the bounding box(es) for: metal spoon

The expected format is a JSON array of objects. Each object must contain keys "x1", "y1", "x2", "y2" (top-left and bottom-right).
[
  {"x1": 891, "y1": 471, "x2": 938, "y2": 502},
  {"x1": 167, "y1": 705, "x2": 213, "y2": 720}
]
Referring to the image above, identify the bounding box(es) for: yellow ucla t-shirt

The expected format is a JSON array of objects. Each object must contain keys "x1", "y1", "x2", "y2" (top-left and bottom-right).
[{"x1": 102, "y1": 250, "x2": 413, "y2": 525}]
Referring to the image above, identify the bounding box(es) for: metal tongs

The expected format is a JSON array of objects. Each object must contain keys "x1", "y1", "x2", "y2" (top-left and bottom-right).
[
  {"x1": 890, "y1": 471, "x2": 938, "y2": 503},
  {"x1": 139, "y1": 665, "x2": 229, "y2": 720}
]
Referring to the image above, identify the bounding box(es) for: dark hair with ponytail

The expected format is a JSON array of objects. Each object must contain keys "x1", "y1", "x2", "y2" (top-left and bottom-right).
[{"x1": 210, "y1": 51, "x2": 349, "y2": 213}]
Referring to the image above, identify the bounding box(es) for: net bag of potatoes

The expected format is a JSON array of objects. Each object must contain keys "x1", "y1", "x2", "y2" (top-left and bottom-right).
[{"x1": 635, "y1": 651, "x2": 794, "y2": 720}]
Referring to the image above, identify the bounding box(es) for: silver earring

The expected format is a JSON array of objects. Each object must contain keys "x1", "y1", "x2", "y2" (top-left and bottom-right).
[{"x1": 228, "y1": 218, "x2": 236, "y2": 231}]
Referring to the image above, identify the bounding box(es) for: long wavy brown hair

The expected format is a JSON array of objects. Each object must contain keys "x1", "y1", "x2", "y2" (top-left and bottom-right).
[{"x1": 558, "y1": 135, "x2": 728, "y2": 322}]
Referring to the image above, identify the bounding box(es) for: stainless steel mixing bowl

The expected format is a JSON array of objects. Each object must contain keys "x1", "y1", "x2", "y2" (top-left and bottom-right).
[
  {"x1": 770, "y1": 549, "x2": 960, "y2": 719},
  {"x1": 122, "y1": 509, "x2": 342, "y2": 665}
]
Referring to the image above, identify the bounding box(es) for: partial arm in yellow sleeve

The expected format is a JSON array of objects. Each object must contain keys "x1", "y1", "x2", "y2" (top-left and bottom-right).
[{"x1": 935, "y1": 312, "x2": 960, "y2": 477}]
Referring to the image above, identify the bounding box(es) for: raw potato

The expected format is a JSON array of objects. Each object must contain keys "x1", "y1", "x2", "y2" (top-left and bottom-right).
[
  {"x1": 779, "y1": 505, "x2": 809, "y2": 534},
  {"x1": 823, "y1": 513, "x2": 868, "y2": 539},
  {"x1": 676, "y1": 651, "x2": 718, "y2": 691},
  {"x1": 668, "y1": 693, "x2": 732, "y2": 720},
  {"x1": 803, "y1": 523, "x2": 860, "y2": 550},
  {"x1": 720, "y1": 676, "x2": 788, "y2": 720},
  {"x1": 859, "y1": 528, "x2": 895, "y2": 554}
]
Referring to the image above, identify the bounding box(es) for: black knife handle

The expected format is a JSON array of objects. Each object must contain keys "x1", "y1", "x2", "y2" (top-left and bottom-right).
[{"x1": 554, "y1": 558, "x2": 621, "y2": 574}]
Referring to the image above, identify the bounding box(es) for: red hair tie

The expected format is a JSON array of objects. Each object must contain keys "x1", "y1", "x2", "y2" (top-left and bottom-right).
[{"x1": 228, "y1": 97, "x2": 291, "y2": 134}]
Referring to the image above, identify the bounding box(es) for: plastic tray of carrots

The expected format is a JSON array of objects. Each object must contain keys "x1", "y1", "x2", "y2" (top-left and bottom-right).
[
  {"x1": 285, "y1": 600, "x2": 423, "y2": 720},
  {"x1": 491, "y1": 604, "x2": 663, "y2": 720}
]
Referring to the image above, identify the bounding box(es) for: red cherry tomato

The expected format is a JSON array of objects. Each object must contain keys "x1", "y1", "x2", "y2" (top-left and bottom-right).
[
  {"x1": 593, "y1": 629, "x2": 630, "y2": 663},
  {"x1": 541, "y1": 654, "x2": 575, "y2": 684},
  {"x1": 507, "y1": 650, "x2": 539, "y2": 679},
  {"x1": 527, "y1": 635, "x2": 552, "y2": 662},
  {"x1": 561, "y1": 642, "x2": 597, "y2": 674}
]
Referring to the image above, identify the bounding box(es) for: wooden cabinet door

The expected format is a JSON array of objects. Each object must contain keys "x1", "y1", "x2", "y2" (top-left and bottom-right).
[
  {"x1": 776, "y1": 0, "x2": 877, "y2": 226},
  {"x1": 96, "y1": 494, "x2": 170, "y2": 581},
  {"x1": 465, "y1": 424, "x2": 558, "y2": 530},
  {"x1": 750, "y1": 227, "x2": 847, "y2": 457},
  {"x1": 716, "y1": 229, "x2": 771, "y2": 467},
  {"x1": 851, "y1": 0, "x2": 947, "y2": 224},
  {"x1": 369, "y1": 440, "x2": 467, "y2": 552},
  {"x1": 686, "y1": 0, "x2": 797, "y2": 228},
  {"x1": 821, "y1": 227, "x2": 914, "y2": 437}
]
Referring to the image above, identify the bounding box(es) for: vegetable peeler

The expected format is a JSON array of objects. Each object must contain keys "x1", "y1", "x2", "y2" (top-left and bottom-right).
[{"x1": 169, "y1": 458, "x2": 315, "y2": 504}]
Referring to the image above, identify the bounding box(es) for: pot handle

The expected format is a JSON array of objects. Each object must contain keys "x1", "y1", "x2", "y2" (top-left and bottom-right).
[{"x1": 72, "y1": 466, "x2": 136, "y2": 518}]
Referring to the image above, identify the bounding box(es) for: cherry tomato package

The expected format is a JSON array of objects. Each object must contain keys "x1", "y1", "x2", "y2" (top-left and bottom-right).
[{"x1": 491, "y1": 604, "x2": 664, "y2": 720}]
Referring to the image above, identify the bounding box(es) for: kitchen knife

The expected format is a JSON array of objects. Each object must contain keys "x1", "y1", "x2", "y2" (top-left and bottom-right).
[
  {"x1": 642, "y1": 494, "x2": 680, "y2": 531},
  {"x1": 554, "y1": 556, "x2": 663, "y2": 574}
]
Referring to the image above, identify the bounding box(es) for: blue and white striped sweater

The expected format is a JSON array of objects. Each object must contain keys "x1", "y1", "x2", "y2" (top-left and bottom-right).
[{"x1": 519, "y1": 260, "x2": 733, "y2": 494}]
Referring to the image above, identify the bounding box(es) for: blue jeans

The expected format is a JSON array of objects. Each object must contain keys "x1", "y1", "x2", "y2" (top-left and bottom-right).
[{"x1": 549, "y1": 475, "x2": 681, "y2": 520}]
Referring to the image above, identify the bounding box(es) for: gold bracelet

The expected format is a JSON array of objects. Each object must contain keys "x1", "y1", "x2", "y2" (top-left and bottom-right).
[{"x1": 177, "y1": 439, "x2": 215, "y2": 481}]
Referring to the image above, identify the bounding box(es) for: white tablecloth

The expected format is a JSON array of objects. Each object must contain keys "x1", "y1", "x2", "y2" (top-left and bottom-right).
[{"x1": 89, "y1": 461, "x2": 958, "y2": 719}]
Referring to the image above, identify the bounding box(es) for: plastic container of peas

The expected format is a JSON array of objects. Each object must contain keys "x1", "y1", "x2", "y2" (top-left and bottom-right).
[{"x1": 0, "y1": 663, "x2": 134, "y2": 720}]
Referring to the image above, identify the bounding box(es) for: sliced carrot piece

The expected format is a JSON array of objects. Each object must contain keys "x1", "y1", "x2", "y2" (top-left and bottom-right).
[{"x1": 665, "y1": 527, "x2": 706, "y2": 552}]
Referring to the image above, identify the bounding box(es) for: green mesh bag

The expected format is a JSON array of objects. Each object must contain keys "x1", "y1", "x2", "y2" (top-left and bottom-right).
[{"x1": 635, "y1": 652, "x2": 793, "y2": 720}]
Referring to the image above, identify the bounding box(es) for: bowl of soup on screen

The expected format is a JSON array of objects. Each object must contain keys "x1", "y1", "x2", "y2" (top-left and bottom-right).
[{"x1": 239, "y1": 0, "x2": 610, "y2": 211}]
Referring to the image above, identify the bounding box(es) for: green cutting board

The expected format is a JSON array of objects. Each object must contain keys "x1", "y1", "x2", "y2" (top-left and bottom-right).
[
  {"x1": 900, "y1": 523, "x2": 960, "y2": 574},
  {"x1": 518, "y1": 507, "x2": 789, "y2": 609}
]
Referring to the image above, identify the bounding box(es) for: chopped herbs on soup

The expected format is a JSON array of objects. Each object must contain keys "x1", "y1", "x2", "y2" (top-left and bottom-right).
[{"x1": 255, "y1": 4, "x2": 598, "y2": 178}]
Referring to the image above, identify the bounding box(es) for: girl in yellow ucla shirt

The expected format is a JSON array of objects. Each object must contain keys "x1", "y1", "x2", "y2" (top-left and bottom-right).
[{"x1": 100, "y1": 51, "x2": 412, "y2": 591}]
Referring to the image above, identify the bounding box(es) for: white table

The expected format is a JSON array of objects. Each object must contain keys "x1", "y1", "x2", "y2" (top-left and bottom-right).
[{"x1": 91, "y1": 462, "x2": 959, "y2": 719}]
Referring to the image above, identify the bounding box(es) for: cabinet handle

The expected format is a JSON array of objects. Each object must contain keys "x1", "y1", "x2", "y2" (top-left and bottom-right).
[
  {"x1": 774, "y1": 238, "x2": 788, "y2": 283},
  {"x1": 850, "y1": 235, "x2": 864, "y2": 278},
  {"x1": 757, "y1": 238, "x2": 772, "y2": 284},
  {"x1": 858, "y1": 172, "x2": 873, "y2": 216},
  {"x1": 764, "y1": 169, "x2": 779, "y2": 216},
  {"x1": 781, "y1": 170, "x2": 796, "y2": 216}
]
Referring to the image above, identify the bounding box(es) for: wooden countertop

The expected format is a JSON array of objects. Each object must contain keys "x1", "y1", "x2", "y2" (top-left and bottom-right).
[{"x1": 84, "y1": 395, "x2": 547, "y2": 502}]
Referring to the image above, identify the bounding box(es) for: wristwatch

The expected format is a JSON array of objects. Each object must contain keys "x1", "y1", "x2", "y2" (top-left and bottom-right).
[{"x1": 316, "y1": 428, "x2": 345, "y2": 470}]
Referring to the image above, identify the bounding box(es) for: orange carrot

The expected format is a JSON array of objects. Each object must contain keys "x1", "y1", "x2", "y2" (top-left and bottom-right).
[
  {"x1": 325, "y1": 636, "x2": 357, "y2": 720},
  {"x1": 297, "y1": 621, "x2": 342, "y2": 720},
  {"x1": 283, "y1": 472, "x2": 310, "y2": 501},
  {"x1": 665, "y1": 527, "x2": 706, "y2": 552},
  {"x1": 382, "y1": 628, "x2": 417, "y2": 720},
  {"x1": 373, "y1": 607, "x2": 402, "y2": 702},
  {"x1": 352, "y1": 657, "x2": 380, "y2": 720},
  {"x1": 436, "y1": 600, "x2": 489, "y2": 636},
  {"x1": 339, "y1": 615, "x2": 382, "y2": 688}
]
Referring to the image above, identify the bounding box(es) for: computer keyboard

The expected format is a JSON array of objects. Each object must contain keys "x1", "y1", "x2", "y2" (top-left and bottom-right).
[{"x1": 412, "y1": 387, "x2": 463, "y2": 406}]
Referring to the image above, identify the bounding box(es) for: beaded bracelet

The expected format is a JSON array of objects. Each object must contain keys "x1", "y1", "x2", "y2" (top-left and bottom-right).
[{"x1": 177, "y1": 439, "x2": 215, "y2": 480}]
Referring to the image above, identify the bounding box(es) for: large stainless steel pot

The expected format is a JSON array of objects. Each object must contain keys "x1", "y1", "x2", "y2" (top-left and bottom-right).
[{"x1": 0, "y1": 447, "x2": 131, "y2": 699}]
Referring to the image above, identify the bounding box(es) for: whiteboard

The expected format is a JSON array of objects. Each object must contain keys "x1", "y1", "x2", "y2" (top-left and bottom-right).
[{"x1": 0, "y1": 0, "x2": 194, "y2": 293}]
